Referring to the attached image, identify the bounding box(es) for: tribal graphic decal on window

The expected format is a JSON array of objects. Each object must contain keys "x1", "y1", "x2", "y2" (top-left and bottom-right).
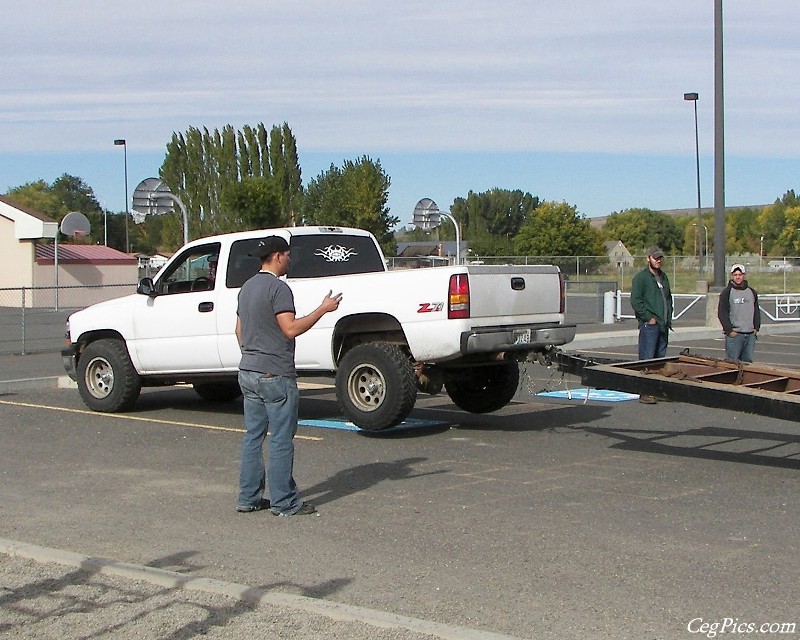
[{"x1": 314, "y1": 245, "x2": 358, "y2": 262}]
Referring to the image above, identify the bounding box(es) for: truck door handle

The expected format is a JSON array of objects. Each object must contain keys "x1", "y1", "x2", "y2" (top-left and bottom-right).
[
  {"x1": 511, "y1": 277, "x2": 525, "y2": 290},
  {"x1": 198, "y1": 302, "x2": 214, "y2": 312}
]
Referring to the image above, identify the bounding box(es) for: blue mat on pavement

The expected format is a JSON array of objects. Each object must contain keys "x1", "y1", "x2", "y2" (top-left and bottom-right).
[
  {"x1": 299, "y1": 416, "x2": 450, "y2": 432},
  {"x1": 536, "y1": 388, "x2": 639, "y2": 402}
]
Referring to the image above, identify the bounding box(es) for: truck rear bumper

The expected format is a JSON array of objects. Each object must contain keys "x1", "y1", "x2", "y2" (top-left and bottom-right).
[{"x1": 461, "y1": 324, "x2": 576, "y2": 354}]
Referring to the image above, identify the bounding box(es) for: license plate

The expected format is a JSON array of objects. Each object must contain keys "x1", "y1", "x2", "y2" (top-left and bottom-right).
[{"x1": 513, "y1": 329, "x2": 531, "y2": 345}]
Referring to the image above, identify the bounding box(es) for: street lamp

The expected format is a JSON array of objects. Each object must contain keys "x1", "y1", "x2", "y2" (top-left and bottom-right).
[
  {"x1": 684, "y1": 92, "x2": 702, "y2": 277},
  {"x1": 114, "y1": 139, "x2": 129, "y2": 253},
  {"x1": 760, "y1": 235, "x2": 764, "y2": 272},
  {"x1": 693, "y1": 223, "x2": 708, "y2": 273}
]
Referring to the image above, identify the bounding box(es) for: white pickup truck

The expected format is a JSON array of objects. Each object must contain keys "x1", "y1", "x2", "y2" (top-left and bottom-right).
[{"x1": 63, "y1": 226, "x2": 575, "y2": 430}]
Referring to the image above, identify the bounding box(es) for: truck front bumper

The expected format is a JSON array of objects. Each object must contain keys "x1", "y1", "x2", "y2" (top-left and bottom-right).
[
  {"x1": 461, "y1": 324, "x2": 576, "y2": 354},
  {"x1": 61, "y1": 345, "x2": 78, "y2": 381}
]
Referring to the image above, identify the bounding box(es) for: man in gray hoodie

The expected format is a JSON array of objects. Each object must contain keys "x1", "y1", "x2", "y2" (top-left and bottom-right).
[{"x1": 717, "y1": 263, "x2": 761, "y2": 362}]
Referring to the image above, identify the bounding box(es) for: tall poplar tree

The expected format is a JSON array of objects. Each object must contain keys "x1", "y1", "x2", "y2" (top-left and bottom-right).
[{"x1": 159, "y1": 122, "x2": 302, "y2": 248}]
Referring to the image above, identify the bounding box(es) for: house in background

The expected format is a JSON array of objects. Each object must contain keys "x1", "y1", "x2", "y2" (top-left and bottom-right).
[
  {"x1": 34, "y1": 243, "x2": 138, "y2": 307},
  {"x1": 0, "y1": 195, "x2": 57, "y2": 290},
  {"x1": 1, "y1": 195, "x2": 137, "y2": 308},
  {"x1": 604, "y1": 240, "x2": 634, "y2": 267},
  {"x1": 394, "y1": 241, "x2": 468, "y2": 267}
]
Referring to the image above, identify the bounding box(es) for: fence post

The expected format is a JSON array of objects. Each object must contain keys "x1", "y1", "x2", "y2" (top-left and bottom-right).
[{"x1": 21, "y1": 287, "x2": 26, "y2": 355}]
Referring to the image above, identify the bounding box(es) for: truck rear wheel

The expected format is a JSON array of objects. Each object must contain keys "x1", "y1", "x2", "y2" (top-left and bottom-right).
[
  {"x1": 445, "y1": 361, "x2": 520, "y2": 414},
  {"x1": 335, "y1": 343, "x2": 417, "y2": 431},
  {"x1": 77, "y1": 338, "x2": 141, "y2": 412}
]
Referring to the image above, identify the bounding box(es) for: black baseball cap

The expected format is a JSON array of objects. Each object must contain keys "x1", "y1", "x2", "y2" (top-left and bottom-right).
[{"x1": 249, "y1": 236, "x2": 290, "y2": 259}]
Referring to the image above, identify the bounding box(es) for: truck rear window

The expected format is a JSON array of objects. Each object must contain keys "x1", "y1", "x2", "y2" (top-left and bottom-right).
[{"x1": 226, "y1": 234, "x2": 385, "y2": 287}]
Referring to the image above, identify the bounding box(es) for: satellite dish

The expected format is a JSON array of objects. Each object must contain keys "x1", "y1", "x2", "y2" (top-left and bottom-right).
[
  {"x1": 60, "y1": 211, "x2": 91, "y2": 237},
  {"x1": 412, "y1": 198, "x2": 441, "y2": 230},
  {"x1": 132, "y1": 178, "x2": 175, "y2": 220},
  {"x1": 131, "y1": 177, "x2": 190, "y2": 245}
]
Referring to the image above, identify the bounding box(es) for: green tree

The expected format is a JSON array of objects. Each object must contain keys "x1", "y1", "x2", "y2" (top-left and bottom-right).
[
  {"x1": 513, "y1": 201, "x2": 603, "y2": 256},
  {"x1": 220, "y1": 176, "x2": 282, "y2": 230},
  {"x1": 724, "y1": 207, "x2": 762, "y2": 254},
  {"x1": 759, "y1": 190, "x2": 799, "y2": 255},
  {"x1": 159, "y1": 122, "x2": 302, "y2": 249},
  {"x1": 302, "y1": 156, "x2": 398, "y2": 254},
  {"x1": 6, "y1": 180, "x2": 63, "y2": 220},
  {"x1": 6, "y1": 174, "x2": 126, "y2": 250},
  {"x1": 776, "y1": 204, "x2": 800, "y2": 254},
  {"x1": 602, "y1": 208, "x2": 683, "y2": 254},
  {"x1": 449, "y1": 188, "x2": 539, "y2": 253}
]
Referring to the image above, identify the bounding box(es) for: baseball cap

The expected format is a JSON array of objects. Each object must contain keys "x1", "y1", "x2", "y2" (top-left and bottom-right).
[
  {"x1": 646, "y1": 246, "x2": 664, "y2": 259},
  {"x1": 250, "y1": 236, "x2": 290, "y2": 259},
  {"x1": 730, "y1": 263, "x2": 746, "y2": 274}
]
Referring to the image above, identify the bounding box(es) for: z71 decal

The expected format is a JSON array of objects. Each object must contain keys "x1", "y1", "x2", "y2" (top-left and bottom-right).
[{"x1": 417, "y1": 302, "x2": 444, "y2": 313}]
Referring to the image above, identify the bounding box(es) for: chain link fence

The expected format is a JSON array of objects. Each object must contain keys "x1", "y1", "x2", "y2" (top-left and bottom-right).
[
  {"x1": 4, "y1": 255, "x2": 799, "y2": 355},
  {"x1": 0, "y1": 284, "x2": 135, "y2": 355}
]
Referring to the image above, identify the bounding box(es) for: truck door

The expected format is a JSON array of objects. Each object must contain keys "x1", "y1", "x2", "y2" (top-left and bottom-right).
[{"x1": 132, "y1": 242, "x2": 224, "y2": 372}]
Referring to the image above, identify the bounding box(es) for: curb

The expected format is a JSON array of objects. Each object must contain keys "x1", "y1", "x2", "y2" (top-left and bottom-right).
[
  {"x1": 0, "y1": 376, "x2": 73, "y2": 393},
  {"x1": 0, "y1": 538, "x2": 522, "y2": 640},
  {"x1": 566, "y1": 322, "x2": 800, "y2": 351}
]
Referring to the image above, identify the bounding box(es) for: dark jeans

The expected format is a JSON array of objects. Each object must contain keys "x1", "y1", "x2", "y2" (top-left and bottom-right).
[
  {"x1": 237, "y1": 370, "x2": 301, "y2": 515},
  {"x1": 725, "y1": 332, "x2": 756, "y2": 362},
  {"x1": 638, "y1": 322, "x2": 668, "y2": 360}
]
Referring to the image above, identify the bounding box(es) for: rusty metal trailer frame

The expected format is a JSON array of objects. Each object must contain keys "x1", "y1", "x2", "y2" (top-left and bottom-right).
[{"x1": 573, "y1": 351, "x2": 800, "y2": 422}]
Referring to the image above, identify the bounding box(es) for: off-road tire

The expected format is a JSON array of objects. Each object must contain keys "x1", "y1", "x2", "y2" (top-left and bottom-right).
[
  {"x1": 335, "y1": 342, "x2": 417, "y2": 431},
  {"x1": 445, "y1": 361, "x2": 520, "y2": 414},
  {"x1": 77, "y1": 338, "x2": 142, "y2": 412}
]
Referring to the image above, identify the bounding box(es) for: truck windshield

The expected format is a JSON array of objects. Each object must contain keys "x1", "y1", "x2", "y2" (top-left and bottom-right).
[{"x1": 226, "y1": 233, "x2": 385, "y2": 287}]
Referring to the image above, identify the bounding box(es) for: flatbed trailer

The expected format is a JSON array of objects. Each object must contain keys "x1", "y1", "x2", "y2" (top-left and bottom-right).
[{"x1": 551, "y1": 350, "x2": 800, "y2": 422}]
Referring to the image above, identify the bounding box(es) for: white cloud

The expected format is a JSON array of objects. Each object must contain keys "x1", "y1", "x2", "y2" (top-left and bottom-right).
[{"x1": 1, "y1": 1, "x2": 798, "y2": 216}]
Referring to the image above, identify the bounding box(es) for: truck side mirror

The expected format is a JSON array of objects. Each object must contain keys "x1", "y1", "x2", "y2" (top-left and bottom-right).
[{"x1": 137, "y1": 277, "x2": 158, "y2": 297}]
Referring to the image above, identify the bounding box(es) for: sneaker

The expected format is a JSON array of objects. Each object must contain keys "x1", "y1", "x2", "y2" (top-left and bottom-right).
[
  {"x1": 272, "y1": 502, "x2": 317, "y2": 517},
  {"x1": 236, "y1": 498, "x2": 270, "y2": 513},
  {"x1": 638, "y1": 395, "x2": 658, "y2": 405}
]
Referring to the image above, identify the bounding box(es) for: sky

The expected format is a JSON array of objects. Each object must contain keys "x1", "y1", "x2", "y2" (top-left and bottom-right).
[{"x1": 2, "y1": 1, "x2": 798, "y2": 228}]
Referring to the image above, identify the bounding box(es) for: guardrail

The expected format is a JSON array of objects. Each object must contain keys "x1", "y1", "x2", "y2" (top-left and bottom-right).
[
  {"x1": 615, "y1": 291, "x2": 800, "y2": 323},
  {"x1": 758, "y1": 294, "x2": 800, "y2": 322}
]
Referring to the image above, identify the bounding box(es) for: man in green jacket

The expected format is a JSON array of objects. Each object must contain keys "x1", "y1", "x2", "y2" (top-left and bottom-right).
[{"x1": 631, "y1": 246, "x2": 673, "y2": 361}]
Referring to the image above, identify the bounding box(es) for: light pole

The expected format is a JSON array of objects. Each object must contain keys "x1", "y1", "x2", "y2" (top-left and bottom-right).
[
  {"x1": 684, "y1": 92, "x2": 702, "y2": 277},
  {"x1": 114, "y1": 139, "x2": 130, "y2": 253},
  {"x1": 693, "y1": 223, "x2": 709, "y2": 273},
  {"x1": 759, "y1": 235, "x2": 764, "y2": 272}
]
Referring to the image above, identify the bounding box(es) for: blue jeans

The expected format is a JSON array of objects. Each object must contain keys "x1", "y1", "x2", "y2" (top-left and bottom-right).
[
  {"x1": 638, "y1": 322, "x2": 668, "y2": 360},
  {"x1": 725, "y1": 332, "x2": 756, "y2": 362},
  {"x1": 238, "y1": 370, "x2": 301, "y2": 515}
]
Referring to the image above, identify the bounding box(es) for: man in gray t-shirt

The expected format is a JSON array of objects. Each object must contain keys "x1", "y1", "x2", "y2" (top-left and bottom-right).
[
  {"x1": 235, "y1": 236, "x2": 341, "y2": 516},
  {"x1": 238, "y1": 271, "x2": 296, "y2": 379},
  {"x1": 717, "y1": 263, "x2": 761, "y2": 363}
]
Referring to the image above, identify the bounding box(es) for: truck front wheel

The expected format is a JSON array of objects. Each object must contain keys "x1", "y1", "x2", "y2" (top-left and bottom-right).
[
  {"x1": 445, "y1": 361, "x2": 520, "y2": 414},
  {"x1": 77, "y1": 339, "x2": 142, "y2": 412},
  {"x1": 335, "y1": 343, "x2": 417, "y2": 431}
]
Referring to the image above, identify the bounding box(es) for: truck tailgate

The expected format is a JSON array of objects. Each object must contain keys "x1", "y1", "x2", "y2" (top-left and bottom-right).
[{"x1": 466, "y1": 265, "x2": 562, "y2": 320}]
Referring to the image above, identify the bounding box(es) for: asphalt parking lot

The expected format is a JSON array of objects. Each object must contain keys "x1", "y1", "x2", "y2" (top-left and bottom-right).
[{"x1": 1, "y1": 328, "x2": 799, "y2": 639}]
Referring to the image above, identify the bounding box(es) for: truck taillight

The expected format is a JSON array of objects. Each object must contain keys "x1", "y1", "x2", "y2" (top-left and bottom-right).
[
  {"x1": 559, "y1": 271, "x2": 566, "y2": 314},
  {"x1": 448, "y1": 274, "x2": 470, "y2": 319}
]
